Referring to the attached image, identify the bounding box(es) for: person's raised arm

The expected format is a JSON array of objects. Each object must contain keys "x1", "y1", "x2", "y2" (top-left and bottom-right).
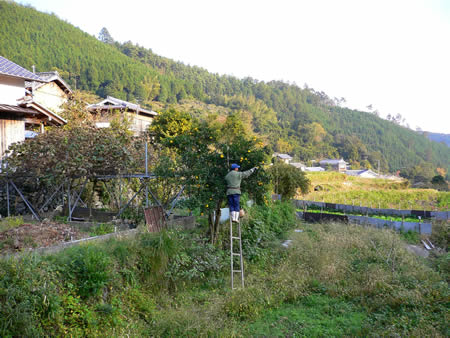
[{"x1": 241, "y1": 167, "x2": 257, "y2": 179}]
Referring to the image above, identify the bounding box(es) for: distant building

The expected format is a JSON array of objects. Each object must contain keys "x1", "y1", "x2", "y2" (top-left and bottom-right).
[
  {"x1": 273, "y1": 153, "x2": 293, "y2": 164},
  {"x1": 87, "y1": 96, "x2": 158, "y2": 135},
  {"x1": 304, "y1": 167, "x2": 325, "y2": 172},
  {"x1": 345, "y1": 169, "x2": 379, "y2": 179},
  {"x1": 0, "y1": 56, "x2": 66, "y2": 159},
  {"x1": 319, "y1": 159, "x2": 347, "y2": 172},
  {"x1": 290, "y1": 162, "x2": 306, "y2": 171}
]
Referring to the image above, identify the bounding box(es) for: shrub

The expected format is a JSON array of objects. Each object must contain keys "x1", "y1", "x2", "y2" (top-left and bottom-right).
[
  {"x1": 0, "y1": 216, "x2": 25, "y2": 232},
  {"x1": 56, "y1": 245, "x2": 112, "y2": 299},
  {"x1": 166, "y1": 235, "x2": 227, "y2": 286},
  {"x1": 268, "y1": 162, "x2": 310, "y2": 200},
  {"x1": 0, "y1": 255, "x2": 62, "y2": 336}
]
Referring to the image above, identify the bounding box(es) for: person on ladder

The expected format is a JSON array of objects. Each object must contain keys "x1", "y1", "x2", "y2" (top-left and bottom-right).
[{"x1": 225, "y1": 163, "x2": 257, "y2": 223}]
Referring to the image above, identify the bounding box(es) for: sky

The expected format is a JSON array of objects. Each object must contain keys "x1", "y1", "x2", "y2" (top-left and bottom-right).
[{"x1": 17, "y1": 0, "x2": 450, "y2": 133}]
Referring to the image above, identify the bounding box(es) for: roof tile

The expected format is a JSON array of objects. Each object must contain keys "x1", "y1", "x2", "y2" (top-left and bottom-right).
[{"x1": 0, "y1": 56, "x2": 43, "y2": 81}]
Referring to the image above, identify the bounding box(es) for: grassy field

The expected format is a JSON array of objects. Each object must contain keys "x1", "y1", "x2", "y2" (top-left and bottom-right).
[
  {"x1": 302, "y1": 172, "x2": 450, "y2": 210},
  {"x1": 0, "y1": 201, "x2": 447, "y2": 336}
]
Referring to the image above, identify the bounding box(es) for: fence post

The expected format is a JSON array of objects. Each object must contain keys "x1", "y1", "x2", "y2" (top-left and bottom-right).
[{"x1": 6, "y1": 181, "x2": 10, "y2": 217}]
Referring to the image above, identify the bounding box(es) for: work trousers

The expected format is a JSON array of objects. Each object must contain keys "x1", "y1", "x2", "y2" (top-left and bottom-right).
[{"x1": 227, "y1": 194, "x2": 240, "y2": 212}]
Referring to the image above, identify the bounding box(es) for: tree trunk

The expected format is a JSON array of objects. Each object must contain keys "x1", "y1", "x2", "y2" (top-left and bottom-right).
[
  {"x1": 208, "y1": 199, "x2": 223, "y2": 245},
  {"x1": 208, "y1": 212, "x2": 215, "y2": 244}
]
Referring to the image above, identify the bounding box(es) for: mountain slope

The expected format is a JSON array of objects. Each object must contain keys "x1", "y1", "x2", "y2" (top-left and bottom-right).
[{"x1": 0, "y1": 1, "x2": 448, "y2": 175}]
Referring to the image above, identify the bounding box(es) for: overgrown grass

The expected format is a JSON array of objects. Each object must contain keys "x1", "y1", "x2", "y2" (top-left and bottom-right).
[{"x1": 0, "y1": 202, "x2": 447, "y2": 336}]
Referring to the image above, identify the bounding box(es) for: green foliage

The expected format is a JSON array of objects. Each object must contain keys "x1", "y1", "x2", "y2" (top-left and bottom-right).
[
  {"x1": 90, "y1": 223, "x2": 115, "y2": 237},
  {"x1": 241, "y1": 201, "x2": 297, "y2": 262},
  {"x1": 150, "y1": 109, "x2": 271, "y2": 242},
  {"x1": 1, "y1": 0, "x2": 448, "y2": 176},
  {"x1": 6, "y1": 112, "x2": 143, "y2": 184},
  {"x1": 0, "y1": 213, "x2": 448, "y2": 336},
  {"x1": 430, "y1": 220, "x2": 449, "y2": 249},
  {"x1": 166, "y1": 233, "x2": 227, "y2": 286},
  {"x1": 399, "y1": 230, "x2": 420, "y2": 244},
  {"x1": 137, "y1": 231, "x2": 180, "y2": 287},
  {"x1": 0, "y1": 216, "x2": 25, "y2": 232},
  {"x1": 55, "y1": 245, "x2": 112, "y2": 299},
  {"x1": 245, "y1": 295, "x2": 366, "y2": 336},
  {"x1": 268, "y1": 162, "x2": 310, "y2": 199}
]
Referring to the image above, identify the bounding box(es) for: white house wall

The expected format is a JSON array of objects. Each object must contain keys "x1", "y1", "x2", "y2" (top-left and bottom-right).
[
  {"x1": 33, "y1": 82, "x2": 67, "y2": 112},
  {"x1": 0, "y1": 76, "x2": 24, "y2": 105}
]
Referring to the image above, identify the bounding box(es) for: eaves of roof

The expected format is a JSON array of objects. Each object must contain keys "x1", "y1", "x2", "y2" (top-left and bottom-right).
[{"x1": 0, "y1": 56, "x2": 44, "y2": 82}]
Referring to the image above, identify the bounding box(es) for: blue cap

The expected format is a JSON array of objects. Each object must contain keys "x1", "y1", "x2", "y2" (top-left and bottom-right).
[{"x1": 231, "y1": 163, "x2": 240, "y2": 169}]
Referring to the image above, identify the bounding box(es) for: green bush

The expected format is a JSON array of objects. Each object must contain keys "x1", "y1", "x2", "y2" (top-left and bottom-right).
[
  {"x1": 166, "y1": 234, "x2": 227, "y2": 286},
  {"x1": 0, "y1": 216, "x2": 25, "y2": 232},
  {"x1": 240, "y1": 201, "x2": 297, "y2": 261},
  {"x1": 56, "y1": 245, "x2": 112, "y2": 299},
  {"x1": 90, "y1": 223, "x2": 115, "y2": 237},
  {"x1": 0, "y1": 256, "x2": 61, "y2": 336},
  {"x1": 137, "y1": 230, "x2": 180, "y2": 287}
]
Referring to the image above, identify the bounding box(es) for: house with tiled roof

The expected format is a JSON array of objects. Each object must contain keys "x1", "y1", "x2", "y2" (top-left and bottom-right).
[
  {"x1": 319, "y1": 158, "x2": 348, "y2": 172},
  {"x1": 25, "y1": 71, "x2": 72, "y2": 113},
  {"x1": 87, "y1": 96, "x2": 158, "y2": 135},
  {"x1": 345, "y1": 169, "x2": 379, "y2": 178},
  {"x1": 0, "y1": 56, "x2": 66, "y2": 159},
  {"x1": 273, "y1": 153, "x2": 293, "y2": 164}
]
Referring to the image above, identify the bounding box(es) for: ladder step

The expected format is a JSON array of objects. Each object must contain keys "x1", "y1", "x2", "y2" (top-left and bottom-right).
[
  {"x1": 232, "y1": 253, "x2": 241, "y2": 256},
  {"x1": 231, "y1": 236, "x2": 240, "y2": 239},
  {"x1": 232, "y1": 270, "x2": 242, "y2": 273}
]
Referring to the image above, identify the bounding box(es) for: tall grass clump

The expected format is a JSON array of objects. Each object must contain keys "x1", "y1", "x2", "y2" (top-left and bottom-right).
[{"x1": 283, "y1": 222, "x2": 448, "y2": 336}]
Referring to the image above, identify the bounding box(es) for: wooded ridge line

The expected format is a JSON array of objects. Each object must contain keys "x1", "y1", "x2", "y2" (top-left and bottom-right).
[{"x1": 0, "y1": 1, "x2": 448, "y2": 179}]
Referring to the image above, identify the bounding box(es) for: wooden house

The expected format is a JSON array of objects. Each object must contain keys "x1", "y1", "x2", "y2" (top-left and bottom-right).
[
  {"x1": 0, "y1": 56, "x2": 66, "y2": 159},
  {"x1": 87, "y1": 96, "x2": 157, "y2": 135}
]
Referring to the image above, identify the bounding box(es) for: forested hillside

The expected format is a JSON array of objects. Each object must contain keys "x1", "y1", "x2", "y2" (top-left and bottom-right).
[{"x1": 0, "y1": 1, "x2": 448, "y2": 177}]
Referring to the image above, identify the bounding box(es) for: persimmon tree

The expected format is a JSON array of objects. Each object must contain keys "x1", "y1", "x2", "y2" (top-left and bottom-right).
[{"x1": 150, "y1": 110, "x2": 271, "y2": 244}]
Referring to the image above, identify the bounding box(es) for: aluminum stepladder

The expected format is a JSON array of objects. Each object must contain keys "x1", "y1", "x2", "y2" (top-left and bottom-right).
[{"x1": 230, "y1": 211, "x2": 244, "y2": 289}]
